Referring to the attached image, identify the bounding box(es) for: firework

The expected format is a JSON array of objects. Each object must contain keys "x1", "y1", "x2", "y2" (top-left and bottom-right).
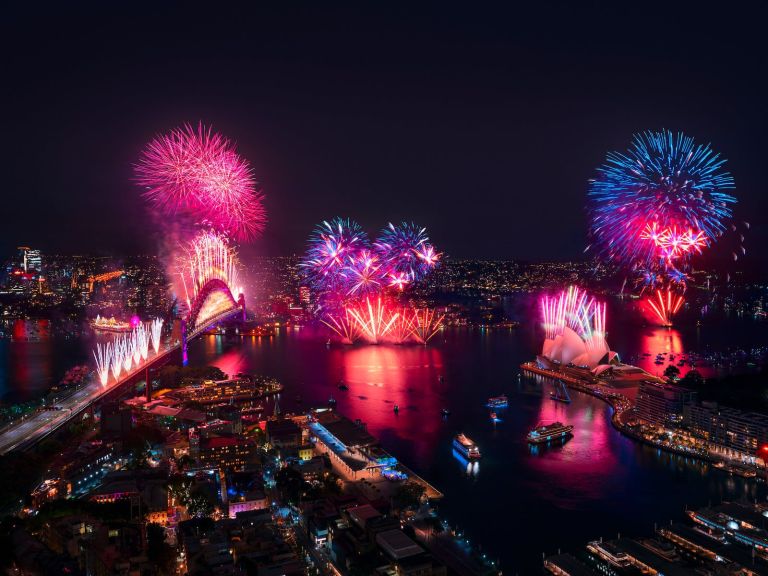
[
  {"x1": 588, "y1": 130, "x2": 736, "y2": 284},
  {"x1": 135, "y1": 123, "x2": 265, "y2": 240},
  {"x1": 375, "y1": 222, "x2": 440, "y2": 282},
  {"x1": 121, "y1": 337, "x2": 133, "y2": 372},
  {"x1": 540, "y1": 285, "x2": 594, "y2": 340},
  {"x1": 150, "y1": 318, "x2": 164, "y2": 355},
  {"x1": 386, "y1": 271, "x2": 413, "y2": 291},
  {"x1": 540, "y1": 286, "x2": 611, "y2": 368},
  {"x1": 344, "y1": 249, "x2": 384, "y2": 297},
  {"x1": 389, "y1": 309, "x2": 418, "y2": 344},
  {"x1": 540, "y1": 286, "x2": 605, "y2": 347},
  {"x1": 645, "y1": 288, "x2": 684, "y2": 326},
  {"x1": 300, "y1": 218, "x2": 369, "y2": 293},
  {"x1": 93, "y1": 343, "x2": 111, "y2": 386},
  {"x1": 412, "y1": 308, "x2": 445, "y2": 343},
  {"x1": 110, "y1": 342, "x2": 122, "y2": 380},
  {"x1": 321, "y1": 309, "x2": 363, "y2": 344},
  {"x1": 92, "y1": 319, "x2": 166, "y2": 386},
  {"x1": 136, "y1": 323, "x2": 150, "y2": 361},
  {"x1": 346, "y1": 296, "x2": 399, "y2": 344},
  {"x1": 178, "y1": 230, "x2": 241, "y2": 310}
]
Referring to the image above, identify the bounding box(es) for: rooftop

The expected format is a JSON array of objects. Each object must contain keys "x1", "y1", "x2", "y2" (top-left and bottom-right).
[{"x1": 375, "y1": 529, "x2": 424, "y2": 560}]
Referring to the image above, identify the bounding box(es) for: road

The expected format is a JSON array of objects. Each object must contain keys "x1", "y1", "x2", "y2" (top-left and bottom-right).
[{"x1": 0, "y1": 343, "x2": 179, "y2": 455}]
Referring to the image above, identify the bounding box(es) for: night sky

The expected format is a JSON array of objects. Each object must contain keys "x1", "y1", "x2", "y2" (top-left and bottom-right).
[{"x1": 3, "y1": 2, "x2": 767, "y2": 261}]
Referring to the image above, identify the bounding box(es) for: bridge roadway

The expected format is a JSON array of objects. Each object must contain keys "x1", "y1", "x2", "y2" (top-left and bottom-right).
[
  {"x1": 0, "y1": 305, "x2": 243, "y2": 455},
  {"x1": 0, "y1": 342, "x2": 180, "y2": 455}
]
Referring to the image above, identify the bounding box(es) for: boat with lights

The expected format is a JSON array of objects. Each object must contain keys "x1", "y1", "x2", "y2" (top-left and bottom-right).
[
  {"x1": 526, "y1": 421, "x2": 574, "y2": 444},
  {"x1": 453, "y1": 433, "x2": 481, "y2": 459},
  {"x1": 486, "y1": 394, "x2": 508, "y2": 408}
]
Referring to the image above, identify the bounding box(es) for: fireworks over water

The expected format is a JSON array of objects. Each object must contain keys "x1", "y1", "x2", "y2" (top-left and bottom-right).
[
  {"x1": 588, "y1": 130, "x2": 737, "y2": 284},
  {"x1": 302, "y1": 218, "x2": 443, "y2": 344},
  {"x1": 300, "y1": 219, "x2": 441, "y2": 299},
  {"x1": 587, "y1": 130, "x2": 741, "y2": 325}
]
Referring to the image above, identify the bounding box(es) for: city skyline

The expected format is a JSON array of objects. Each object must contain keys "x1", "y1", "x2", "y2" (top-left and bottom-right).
[
  {"x1": 3, "y1": 2, "x2": 768, "y2": 260},
  {"x1": 4, "y1": 4, "x2": 768, "y2": 575}
]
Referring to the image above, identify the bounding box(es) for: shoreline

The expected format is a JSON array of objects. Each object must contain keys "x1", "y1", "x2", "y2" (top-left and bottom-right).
[{"x1": 520, "y1": 362, "x2": 719, "y2": 464}]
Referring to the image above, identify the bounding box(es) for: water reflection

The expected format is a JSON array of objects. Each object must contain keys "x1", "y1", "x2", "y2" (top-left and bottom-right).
[
  {"x1": 0, "y1": 319, "x2": 83, "y2": 402},
  {"x1": 452, "y1": 449, "x2": 480, "y2": 478}
]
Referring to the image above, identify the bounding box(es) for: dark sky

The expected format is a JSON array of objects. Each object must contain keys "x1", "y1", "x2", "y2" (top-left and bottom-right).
[{"x1": 2, "y1": 2, "x2": 767, "y2": 260}]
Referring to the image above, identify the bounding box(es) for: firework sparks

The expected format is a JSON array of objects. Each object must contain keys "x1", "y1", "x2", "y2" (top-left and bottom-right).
[
  {"x1": 645, "y1": 288, "x2": 684, "y2": 326},
  {"x1": 135, "y1": 123, "x2": 266, "y2": 240},
  {"x1": 346, "y1": 296, "x2": 399, "y2": 344},
  {"x1": 322, "y1": 309, "x2": 363, "y2": 344},
  {"x1": 375, "y1": 222, "x2": 440, "y2": 282},
  {"x1": 412, "y1": 308, "x2": 445, "y2": 343},
  {"x1": 300, "y1": 217, "x2": 369, "y2": 294},
  {"x1": 93, "y1": 343, "x2": 111, "y2": 386},
  {"x1": 178, "y1": 230, "x2": 241, "y2": 310},
  {"x1": 588, "y1": 130, "x2": 736, "y2": 286},
  {"x1": 92, "y1": 318, "x2": 166, "y2": 386},
  {"x1": 150, "y1": 318, "x2": 164, "y2": 355},
  {"x1": 344, "y1": 249, "x2": 383, "y2": 297},
  {"x1": 389, "y1": 309, "x2": 418, "y2": 344}
]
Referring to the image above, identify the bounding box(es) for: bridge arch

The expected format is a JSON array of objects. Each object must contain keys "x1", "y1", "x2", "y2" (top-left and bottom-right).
[{"x1": 181, "y1": 278, "x2": 246, "y2": 364}]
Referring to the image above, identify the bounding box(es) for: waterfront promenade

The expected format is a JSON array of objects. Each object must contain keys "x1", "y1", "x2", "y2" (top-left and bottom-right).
[{"x1": 520, "y1": 362, "x2": 714, "y2": 463}]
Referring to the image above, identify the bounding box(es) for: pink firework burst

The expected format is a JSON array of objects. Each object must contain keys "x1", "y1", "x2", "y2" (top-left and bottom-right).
[{"x1": 135, "y1": 123, "x2": 266, "y2": 241}]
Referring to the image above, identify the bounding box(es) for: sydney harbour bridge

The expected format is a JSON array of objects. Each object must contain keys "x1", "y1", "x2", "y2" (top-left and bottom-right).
[{"x1": 0, "y1": 240, "x2": 246, "y2": 455}]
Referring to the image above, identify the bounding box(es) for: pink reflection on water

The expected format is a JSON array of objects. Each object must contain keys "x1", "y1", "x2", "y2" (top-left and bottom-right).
[
  {"x1": 630, "y1": 326, "x2": 714, "y2": 378},
  {"x1": 527, "y1": 385, "x2": 619, "y2": 508},
  {"x1": 332, "y1": 345, "x2": 445, "y2": 462},
  {"x1": 8, "y1": 320, "x2": 54, "y2": 398}
]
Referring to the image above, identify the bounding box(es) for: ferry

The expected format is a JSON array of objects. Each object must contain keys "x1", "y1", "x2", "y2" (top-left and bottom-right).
[
  {"x1": 486, "y1": 394, "x2": 508, "y2": 408},
  {"x1": 90, "y1": 315, "x2": 132, "y2": 333},
  {"x1": 526, "y1": 422, "x2": 574, "y2": 445},
  {"x1": 453, "y1": 433, "x2": 481, "y2": 459}
]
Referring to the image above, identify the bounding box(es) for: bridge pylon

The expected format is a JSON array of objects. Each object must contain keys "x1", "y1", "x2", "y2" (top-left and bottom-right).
[{"x1": 181, "y1": 319, "x2": 188, "y2": 366}]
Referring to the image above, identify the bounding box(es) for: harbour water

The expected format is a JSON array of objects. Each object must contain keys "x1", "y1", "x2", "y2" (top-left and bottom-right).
[
  {"x1": 3, "y1": 301, "x2": 768, "y2": 572},
  {"x1": 183, "y1": 320, "x2": 768, "y2": 573}
]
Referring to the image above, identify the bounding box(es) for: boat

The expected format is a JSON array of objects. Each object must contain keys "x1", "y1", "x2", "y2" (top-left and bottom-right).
[
  {"x1": 550, "y1": 380, "x2": 571, "y2": 403},
  {"x1": 441, "y1": 408, "x2": 450, "y2": 417},
  {"x1": 486, "y1": 394, "x2": 508, "y2": 408},
  {"x1": 393, "y1": 404, "x2": 399, "y2": 414},
  {"x1": 90, "y1": 315, "x2": 132, "y2": 333},
  {"x1": 453, "y1": 433, "x2": 481, "y2": 459},
  {"x1": 338, "y1": 383, "x2": 349, "y2": 391},
  {"x1": 527, "y1": 421, "x2": 574, "y2": 444},
  {"x1": 327, "y1": 396, "x2": 336, "y2": 406}
]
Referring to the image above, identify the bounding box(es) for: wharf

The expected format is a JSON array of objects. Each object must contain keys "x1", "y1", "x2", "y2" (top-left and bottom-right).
[{"x1": 397, "y1": 461, "x2": 443, "y2": 500}]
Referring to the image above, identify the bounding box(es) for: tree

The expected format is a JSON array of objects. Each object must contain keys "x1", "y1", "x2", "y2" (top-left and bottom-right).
[
  {"x1": 392, "y1": 481, "x2": 426, "y2": 511},
  {"x1": 146, "y1": 522, "x2": 166, "y2": 559},
  {"x1": 664, "y1": 365, "x2": 680, "y2": 381},
  {"x1": 167, "y1": 474, "x2": 193, "y2": 505},
  {"x1": 275, "y1": 467, "x2": 308, "y2": 504},
  {"x1": 681, "y1": 368, "x2": 704, "y2": 387},
  {"x1": 186, "y1": 492, "x2": 214, "y2": 519},
  {"x1": 322, "y1": 472, "x2": 342, "y2": 496},
  {"x1": 174, "y1": 454, "x2": 194, "y2": 472}
]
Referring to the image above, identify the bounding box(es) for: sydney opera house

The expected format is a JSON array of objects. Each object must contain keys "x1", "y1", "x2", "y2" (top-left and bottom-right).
[{"x1": 536, "y1": 286, "x2": 650, "y2": 383}]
